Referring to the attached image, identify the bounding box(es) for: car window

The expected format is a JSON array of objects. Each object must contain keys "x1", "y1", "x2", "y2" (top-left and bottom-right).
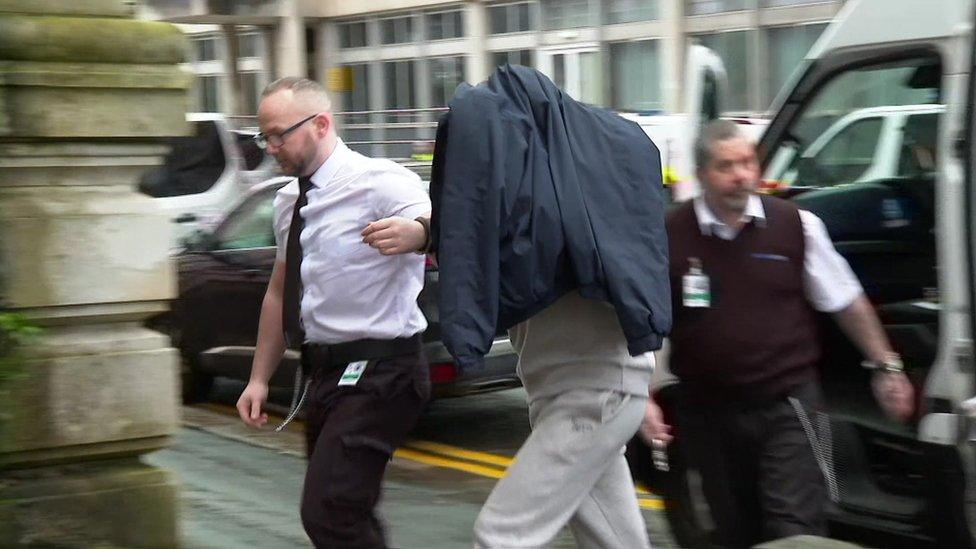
[
  {"x1": 764, "y1": 58, "x2": 942, "y2": 189},
  {"x1": 896, "y1": 112, "x2": 940, "y2": 177},
  {"x1": 216, "y1": 188, "x2": 277, "y2": 250}
]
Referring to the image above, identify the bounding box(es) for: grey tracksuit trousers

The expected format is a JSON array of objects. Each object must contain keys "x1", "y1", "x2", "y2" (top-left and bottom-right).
[{"x1": 473, "y1": 292, "x2": 655, "y2": 549}]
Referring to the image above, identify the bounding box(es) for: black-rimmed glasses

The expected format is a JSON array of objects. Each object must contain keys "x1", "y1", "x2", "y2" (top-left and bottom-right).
[{"x1": 254, "y1": 113, "x2": 319, "y2": 150}]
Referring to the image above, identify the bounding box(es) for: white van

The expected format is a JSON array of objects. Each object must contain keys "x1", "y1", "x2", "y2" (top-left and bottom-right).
[
  {"x1": 619, "y1": 45, "x2": 768, "y2": 202},
  {"x1": 137, "y1": 113, "x2": 283, "y2": 247},
  {"x1": 628, "y1": 1, "x2": 976, "y2": 547}
]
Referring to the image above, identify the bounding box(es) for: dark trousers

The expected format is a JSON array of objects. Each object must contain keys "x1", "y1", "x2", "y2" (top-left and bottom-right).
[
  {"x1": 301, "y1": 348, "x2": 430, "y2": 549},
  {"x1": 678, "y1": 381, "x2": 828, "y2": 549}
]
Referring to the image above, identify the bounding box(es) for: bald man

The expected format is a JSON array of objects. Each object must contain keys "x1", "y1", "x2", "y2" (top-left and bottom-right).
[{"x1": 236, "y1": 77, "x2": 433, "y2": 548}]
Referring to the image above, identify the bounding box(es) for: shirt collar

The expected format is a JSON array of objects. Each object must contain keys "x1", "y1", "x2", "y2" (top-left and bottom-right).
[
  {"x1": 693, "y1": 193, "x2": 766, "y2": 236},
  {"x1": 309, "y1": 138, "x2": 351, "y2": 188}
]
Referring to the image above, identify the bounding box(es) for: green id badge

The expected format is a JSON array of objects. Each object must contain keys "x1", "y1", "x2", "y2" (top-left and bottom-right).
[{"x1": 338, "y1": 361, "x2": 368, "y2": 386}]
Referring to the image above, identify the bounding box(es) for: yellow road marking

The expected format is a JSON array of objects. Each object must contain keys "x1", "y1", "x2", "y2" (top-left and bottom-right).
[
  {"x1": 190, "y1": 403, "x2": 664, "y2": 508},
  {"x1": 405, "y1": 440, "x2": 515, "y2": 468},
  {"x1": 394, "y1": 448, "x2": 507, "y2": 479},
  {"x1": 638, "y1": 498, "x2": 666, "y2": 510}
]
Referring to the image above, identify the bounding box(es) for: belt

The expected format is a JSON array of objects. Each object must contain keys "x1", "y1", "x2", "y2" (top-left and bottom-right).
[
  {"x1": 302, "y1": 334, "x2": 423, "y2": 373},
  {"x1": 275, "y1": 334, "x2": 422, "y2": 433}
]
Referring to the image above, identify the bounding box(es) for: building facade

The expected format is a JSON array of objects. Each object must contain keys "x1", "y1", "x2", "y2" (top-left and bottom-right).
[{"x1": 140, "y1": 0, "x2": 842, "y2": 118}]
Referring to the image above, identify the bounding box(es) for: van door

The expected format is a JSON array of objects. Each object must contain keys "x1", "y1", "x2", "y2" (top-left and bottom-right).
[{"x1": 757, "y1": 36, "x2": 973, "y2": 547}]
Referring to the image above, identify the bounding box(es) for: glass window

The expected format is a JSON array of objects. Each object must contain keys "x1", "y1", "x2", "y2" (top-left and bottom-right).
[
  {"x1": 896, "y1": 112, "x2": 940, "y2": 177},
  {"x1": 695, "y1": 30, "x2": 750, "y2": 111},
  {"x1": 198, "y1": 75, "x2": 219, "y2": 112},
  {"x1": 139, "y1": 121, "x2": 226, "y2": 198},
  {"x1": 686, "y1": 0, "x2": 747, "y2": 15},
  {"x1": 237, "y1": 33, "x2": 260, "y2": 58},
  {"x1": 761, "y1": 0, "x2": 826, "y2": 6},
  {"x1": 427, "y1": 10, "x2": 464, "y2": 40},
  {"x1": 541, "y1": 0, "x2": 594, "y2": 29},
  {"x1": 610, "y1": 40, "x2": 662, "y2": 111},
  {"x1": 606, "y1": 0, "x2": 658, "y2": 24},
  {"x1": 239, "y1": 72, "x2": 260, "y2": 114},
  {"x1": 801, "y1": 117, "x2": 885, "y2": 186},
  {"x1": 384, "y1": 60, "x2": 417, "y2": 110},
  {"x1": 764, "y1": 57, "x2": 943, "y2": 189},
  {"x1": 767, "y1": 23, "x2": 827, "y2": 106},
  {"x1": 196, "y1": 37, "x2": 217, "y2": 61},
  {"x1": 217, "y1": 189, "x2": 277, "y2": 250},
  {"x1": 381, "y1": 16, "x2": 415, "y2": 45},
  {"x1": 489, "y1": 2, "x2": 534, "y2": 34},
  {"x1": 492, "y1": 49, "x2": 535, "y2": 68},
  {"x1": 338, "y1": 63, "x2": 371, "y2": 119},
  {"x1": 339, "y1": 21, "x2": 368, "y2": 48},
  {"x1": 429, "y1": 56, "x2": 465, "y2": 107}
]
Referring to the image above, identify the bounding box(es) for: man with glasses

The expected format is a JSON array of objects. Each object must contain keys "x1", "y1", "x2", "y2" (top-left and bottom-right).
[{"x1": 236, "y1": 77, "x2": 434, "y2": 548}]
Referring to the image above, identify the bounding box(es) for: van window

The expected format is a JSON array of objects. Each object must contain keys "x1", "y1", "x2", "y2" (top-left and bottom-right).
[
  {"x1": 137, "y1": 121, "x2": 226, "y2": 198},
  {"x1": 764, "y1": 58, "x2": 941, "y2": 188},
  {"x1": 794, "y1": 117, "x2": 884, "y2": 187}
]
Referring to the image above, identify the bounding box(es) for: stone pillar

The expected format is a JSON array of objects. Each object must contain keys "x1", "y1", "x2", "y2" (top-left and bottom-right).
[
  {"x1": 464, "y1": 1, "x2": 489, "y2": 84},
  {"x1": 274, "y1": 0, "x2": 307, "y2": 78},
  {"x1": 0, "y1": 0, "x2": 188, "y2": 546}
]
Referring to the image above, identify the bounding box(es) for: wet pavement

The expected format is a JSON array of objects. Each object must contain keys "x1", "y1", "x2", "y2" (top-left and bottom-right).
[{"x1": 146, "y1": 381, "x2": 680, "y2": 548}]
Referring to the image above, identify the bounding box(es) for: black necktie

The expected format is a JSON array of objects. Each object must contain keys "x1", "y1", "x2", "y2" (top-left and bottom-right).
[{"x1": 282, "y1": 176, "x2": 313, "y2": 348}]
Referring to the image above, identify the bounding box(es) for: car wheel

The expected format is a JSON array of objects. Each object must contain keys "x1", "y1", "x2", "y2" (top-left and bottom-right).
[{"x1": 179, "y1": 349, "x2": 215, "y2": 404}]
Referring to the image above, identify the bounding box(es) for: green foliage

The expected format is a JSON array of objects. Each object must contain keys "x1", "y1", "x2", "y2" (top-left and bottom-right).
[{"x1": 0, "y1": 312, "x2": 38, "y2": 387}]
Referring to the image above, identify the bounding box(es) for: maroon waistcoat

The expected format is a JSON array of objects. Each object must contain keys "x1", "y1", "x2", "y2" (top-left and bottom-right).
[{"x1": 667, "y1": 195, "x2": 821, "y2": 403}]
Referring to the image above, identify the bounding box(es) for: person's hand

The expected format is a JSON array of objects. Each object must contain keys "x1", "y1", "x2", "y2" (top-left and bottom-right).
[
  {"x1": 638, "y1": 397, "x2": 673, "y2": 446},
  {"x1": 362, "y1": 217, "x2": 426, "y2": 255},
  {"x1": 237, "y1": 381, "x2": 270, "y2": 428},
  {"x1": 871, "y1": 370, "x2": 914, "y2": 422}
]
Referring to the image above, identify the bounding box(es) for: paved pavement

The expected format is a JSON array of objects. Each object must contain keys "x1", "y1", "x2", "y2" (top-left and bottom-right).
[{"x1": 146, "y1": 386, "x2": 680, "y2": 548}]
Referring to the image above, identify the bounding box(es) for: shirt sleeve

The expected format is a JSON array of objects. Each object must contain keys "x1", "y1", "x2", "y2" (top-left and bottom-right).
[
  {"x1": 799, "y1": 209, "x2": 864, "y2": 313},
  {"x1": 371, "y1": 165, "x2": 431, "y2": 221},
  {"x1": 272, "y1": 183, "x2": 298, "y2": 263}
]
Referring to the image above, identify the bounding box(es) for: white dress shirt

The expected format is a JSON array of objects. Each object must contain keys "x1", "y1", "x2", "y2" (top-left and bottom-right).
[
  {"x1": 692, "y1": 194, "x2": 863, "y2": 313},
  {"x1": 273, "y1": 139, "x2": 431, "y2": 344}
]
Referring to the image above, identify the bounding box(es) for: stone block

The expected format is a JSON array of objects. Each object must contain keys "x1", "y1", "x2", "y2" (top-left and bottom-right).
[
  {"x1": 0, "y1": 458, "x2": 179, "y2": 547},
  {"x1": 1, "y1": 324, "x2": 179, "y2": 468}
]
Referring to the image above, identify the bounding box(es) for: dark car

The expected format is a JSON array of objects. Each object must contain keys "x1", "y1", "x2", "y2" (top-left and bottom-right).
[{"x1": 162, "y1": 178, "x2": 520, "y2": 402}]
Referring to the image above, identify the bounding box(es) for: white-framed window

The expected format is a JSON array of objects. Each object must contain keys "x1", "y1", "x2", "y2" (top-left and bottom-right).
[
  {"x1": 606, "y1": 0, "x2": 658, "y2": 24},
  {"x1": 339, "y1": 21, "x2": 368, "y2": 48},
  {"x1": 380, "y1": 16, "x2": 415, "y2": 45},
  {"x1": 197, "y1": 75, "x2": 220, "y2": 112},
  {"x1": 383, "y1": 59, "x2": 417, "y2": 109},
  {"x1": 426, "y1": 9, "x2": 465, "y2": 40},
  {"x1": 488, "y1": 1, "x2": 535, "y2": 34},
  {"x1": 686, "y1": 0, "x2": 748, "y2": 15},
  {"x1": 195, "y1": 37, "x2": 218, "y2": 62},
  {"x1": 429, "y1": 56, "x2": 466, "y2": 106},
  {"x1": 540, "y1": 0, "x2": 594, "y2": 30},
  {"x1": 492, "y1": 49, "x2": 535, "y2": 68},
  {"x1": 237, "y1": 33, "x2": 261, "y2": 58},
  {"x1": 610, "y1": 39, "x2": 662, "y2": 111}
]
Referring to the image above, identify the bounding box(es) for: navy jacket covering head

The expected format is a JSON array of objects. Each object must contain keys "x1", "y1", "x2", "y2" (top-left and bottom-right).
[{"x1": 429, "y1": 64, "x2": 671, "y2": 371}]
